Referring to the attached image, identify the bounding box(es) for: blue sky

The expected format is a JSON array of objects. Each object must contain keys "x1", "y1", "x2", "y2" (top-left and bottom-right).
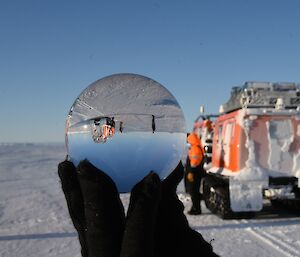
[{"x1": 1, "y1": 0, "x2": 300, "y2": 142}]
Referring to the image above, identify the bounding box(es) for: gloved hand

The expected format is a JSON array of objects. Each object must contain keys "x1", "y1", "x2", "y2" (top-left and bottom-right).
[
  {"x1": 187, "y1": 172, "x2": 194, "y2": 182},
  {"x1": 58, "y1": 159, "x2": 219, "y2": 257}
]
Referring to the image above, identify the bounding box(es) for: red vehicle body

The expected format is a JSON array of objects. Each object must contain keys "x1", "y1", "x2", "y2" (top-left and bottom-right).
[{"x1": 197, "y1": 82, "x2": 300, "y2": 218}]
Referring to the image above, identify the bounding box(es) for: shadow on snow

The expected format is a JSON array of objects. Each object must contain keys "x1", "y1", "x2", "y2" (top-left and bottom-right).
[{"x1": 0, "y1": 232, "x2": 76, "y2": 241}]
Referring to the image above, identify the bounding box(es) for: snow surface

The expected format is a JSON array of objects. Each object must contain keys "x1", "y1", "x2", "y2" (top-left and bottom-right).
[{"x1": 1, "y1": 143, "x2": 300, "y2": 257}]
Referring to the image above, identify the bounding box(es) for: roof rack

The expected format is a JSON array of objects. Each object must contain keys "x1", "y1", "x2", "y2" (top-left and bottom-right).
[{"x1": 221, "y1": 82, "x2": 300, "y2": 113}]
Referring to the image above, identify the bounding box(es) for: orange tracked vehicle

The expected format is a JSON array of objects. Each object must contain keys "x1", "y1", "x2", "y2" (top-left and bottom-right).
[{"x1": 197, "y1": 82, "x2": 300, "y2": 218}]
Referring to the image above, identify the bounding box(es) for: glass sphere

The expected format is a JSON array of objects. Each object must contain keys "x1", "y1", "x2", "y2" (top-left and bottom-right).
[{"x1": 66, "y1": 73, "x2": 186, "y2": 192}]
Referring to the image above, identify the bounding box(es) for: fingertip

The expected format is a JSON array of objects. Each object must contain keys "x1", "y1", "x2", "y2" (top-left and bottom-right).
[
  {"x1": 58, "y1": 160, "x2": 76, "y2": 171},
  {"x1": 163, "y1": 161, "x2": 184, "y2": 190},
  {"x1": 77, "y1": 159, "x2": 94, "y2": 173},
  {"x1": 176, "y1": 161, "x2": 184, "y2": 175},
  {"x1": 145, "y1": 171, "x2": 161, "y2": 186},
  {"x1": 77, "y1": 159, "x2": 103, "y2": 180},
  {"x1": 130, "y1": 171, "x2": 162, "y2": 200},
  {"x1": 76, "y1": 159, "x2": 119, "y2": 193},
  {"x1": 58, "y1": 160, "x2": 77, "y2": 180}
]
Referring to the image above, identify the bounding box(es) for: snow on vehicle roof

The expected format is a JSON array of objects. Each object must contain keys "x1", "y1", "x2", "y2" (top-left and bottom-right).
[{"x1": 221, "y1": 81, "x2": 300, "y2": 114}]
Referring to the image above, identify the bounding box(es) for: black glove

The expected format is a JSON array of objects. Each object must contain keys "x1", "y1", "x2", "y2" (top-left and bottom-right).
[{"x1": 58, "y1": 159, "x2": 219, "y2": 257}]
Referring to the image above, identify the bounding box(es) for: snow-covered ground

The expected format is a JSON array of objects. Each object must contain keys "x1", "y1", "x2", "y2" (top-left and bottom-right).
[{"x1": 0, "y1": 143, "x2": 300, "y2": 257}]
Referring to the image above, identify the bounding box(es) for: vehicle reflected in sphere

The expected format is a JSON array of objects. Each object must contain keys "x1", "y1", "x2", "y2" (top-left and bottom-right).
[
  {"x1": 65, "y1": 73, "x2": 186, "y2": 192},
  {"x1": 91, "y1": 117, "x2": 116, "y2": 143}
]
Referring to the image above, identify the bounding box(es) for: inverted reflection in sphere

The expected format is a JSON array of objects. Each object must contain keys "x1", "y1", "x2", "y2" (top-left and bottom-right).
[{"x1": 66, "y1": 73, "x2": 186, "y2": 192}]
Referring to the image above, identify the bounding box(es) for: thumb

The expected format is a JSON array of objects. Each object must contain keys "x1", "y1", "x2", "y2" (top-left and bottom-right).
[{"x1": 162, "y1": 161, "x2": 184, "y2": 193}]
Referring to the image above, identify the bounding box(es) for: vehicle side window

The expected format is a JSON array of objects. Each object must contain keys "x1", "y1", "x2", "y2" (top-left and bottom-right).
[
  {"x1": 230, "y1": 122, "x2": 236, "y2": 138},
  {"x1": 268, "y1": 120, "x2": 292, "y2": 140},
  {"x1": 224, "y1": 123, "x2": 233, "y2": 145},
  {"x1": 217, "y1": 125, "x2": 223, "y2": 143}
]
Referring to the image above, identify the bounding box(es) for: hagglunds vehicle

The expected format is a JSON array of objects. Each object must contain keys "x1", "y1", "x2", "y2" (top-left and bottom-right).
[{"x1": 196, "y1": 82, "x2": 300, "y2": 218}]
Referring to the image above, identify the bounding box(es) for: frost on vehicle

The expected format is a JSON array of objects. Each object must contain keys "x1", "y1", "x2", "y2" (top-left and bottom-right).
[
  {"x1": 198, "y1": 82, "x2": 300, "y2": 218},
  {"x1": 65, "y1": 73, "x2": 186, "y2": 192}
]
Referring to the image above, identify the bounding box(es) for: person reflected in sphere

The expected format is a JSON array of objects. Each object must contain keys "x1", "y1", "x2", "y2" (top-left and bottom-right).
[
  {"x1": 119, "y1": 121, "x2": 124, "y2": 133},
  {"x1": 109, "y1": 117, "x2": 115, "y2": 136},
  {"x1": 152, "y1": 115, "x2": 156, "y2": 133}
]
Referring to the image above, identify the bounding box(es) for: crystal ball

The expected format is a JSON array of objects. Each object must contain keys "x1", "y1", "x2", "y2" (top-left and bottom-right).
[{"x1": 65, "y1": 73, "x2": 186, "y2": 192}]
